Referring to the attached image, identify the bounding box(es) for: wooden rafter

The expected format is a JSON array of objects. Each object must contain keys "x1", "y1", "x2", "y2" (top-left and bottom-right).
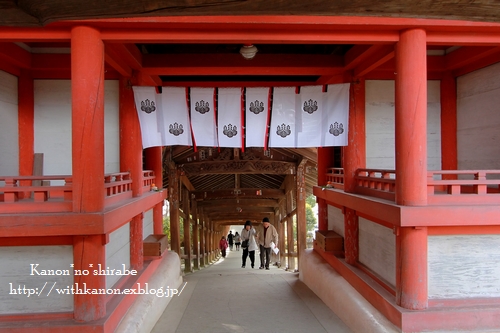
[
  {"x1": 191, "y1": 188, "x2": 285, "y2": 200},
  {"x1": 180, "y1": 160, "x2": 296, "y2": 176}
]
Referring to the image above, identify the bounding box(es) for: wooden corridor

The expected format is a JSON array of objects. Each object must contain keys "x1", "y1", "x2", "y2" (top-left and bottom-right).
[{"x1": 151, "y1": 250, "x2": 352, "y2": 333}]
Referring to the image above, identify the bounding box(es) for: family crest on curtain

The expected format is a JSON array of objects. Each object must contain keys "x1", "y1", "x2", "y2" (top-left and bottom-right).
[{"x1": 133, "y1": 84, "x2": 350, "y2": 149}]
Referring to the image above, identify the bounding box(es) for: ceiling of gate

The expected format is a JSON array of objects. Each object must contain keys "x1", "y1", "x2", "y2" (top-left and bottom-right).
[{"x1": 2, "y1": 0, "x2": 500, "y2": 26}]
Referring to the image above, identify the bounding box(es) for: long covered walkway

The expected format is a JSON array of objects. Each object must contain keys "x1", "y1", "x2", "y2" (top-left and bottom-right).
[{"x1": 151, "y1": 250, "x2": 352, "y2": 333}]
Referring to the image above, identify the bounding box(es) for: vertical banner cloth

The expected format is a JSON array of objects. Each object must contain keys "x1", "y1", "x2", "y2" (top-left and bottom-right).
[
  {"x1": 322, "y1": 83, "x2": 350, "y2": 146},
  {"x1": 132, "y1": 86, "x2": 162, "y2": 148},
  {"x1": 296, "y1": 85, "x2": 324, "y2": 147},
  {"x1": 157, "y1": 87, "x2": 192, "y2": 146},
  {"x1": 269, "y1": 87, "x2": 297, "y2": 148},
  {"x1": 217, "y1": 88, "x2": 242, "y2": 148},
  {"x1": 190, "y1": 87, "x2": 217, "y2": 147},
  {"x1": 245, "y1": 87, "x2": 270, "y2": 147}
]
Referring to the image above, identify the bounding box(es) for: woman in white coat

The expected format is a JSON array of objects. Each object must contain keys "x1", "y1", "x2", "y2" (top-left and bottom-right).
[{"x1": 240, "y1": 220, "x2": 258, "y2": 268}]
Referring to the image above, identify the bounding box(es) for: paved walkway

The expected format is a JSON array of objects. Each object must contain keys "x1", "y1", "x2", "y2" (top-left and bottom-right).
[{"x1": 151, "y1": 249, "x2": 352, "y2": 333}]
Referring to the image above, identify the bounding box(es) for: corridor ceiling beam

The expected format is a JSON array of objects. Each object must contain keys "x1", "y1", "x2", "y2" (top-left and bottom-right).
[
  {"x1": 197, "y1": 198, "x2": 279, "y2": 207},
  {"x1": 180, "y1": 160, "x2": 296, "y2": 176},
  {"x1": 191, "y1": 188, "x2": 285, "y2": 200}
]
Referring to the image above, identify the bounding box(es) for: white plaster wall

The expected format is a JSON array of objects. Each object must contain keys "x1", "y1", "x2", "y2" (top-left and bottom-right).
[
  {"x1": 327, "y1": 205, "x2": 344, "y2": 237},
  {"x1": 105, "y1": 222, "x2": 131, "y2": 289},
  {"x1": 143, "y1": 208, "x2": 155, "y2": 239},
  {"x1": 33, "y1": 80, "x2": 120, "y2": 180},
  {"x1": 457, "y1": 62, "x2": 500, "y2": 171},
  {"x1": 365, "y1": 80, "x2": 442, "y2": 170},
  {"x1": 0, "y1": 70, "x2": 19, "y2": 176},
  {"x1": 0, "y1": 246, "x2": 73, "y2": 314},
  {"x1": 358, "y1": 217, "x2": 395, "y2": 287},
  {"x1": 428, "y1": 235, "x2": 500, "y2": 299}
]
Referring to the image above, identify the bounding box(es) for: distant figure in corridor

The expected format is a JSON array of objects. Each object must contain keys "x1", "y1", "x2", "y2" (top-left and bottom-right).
[
  {"x1": 233, "y1": 231, "x2": 241, "y2": 251},
  {"x1": 219, "y1": 235, "x2": 229, "y2": 258},
  {"x1": 240, "y1": 221, "x2": 258, "y2": 268},
  {"x1": 257, "y1": 217, "x2": 278, "y2": 270},
  {"x1": 227, "y1": 230, "x2": 234, "y2": 251}
]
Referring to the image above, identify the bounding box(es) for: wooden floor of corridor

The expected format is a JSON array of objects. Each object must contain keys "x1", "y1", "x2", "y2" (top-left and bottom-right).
[{"x1": 151, "y1": 249, "x2": 352, "y2": 333}]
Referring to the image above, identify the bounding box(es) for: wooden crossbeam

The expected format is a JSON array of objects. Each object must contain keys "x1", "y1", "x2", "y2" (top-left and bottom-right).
[{"x1": 192, "y1": 188, "x2": 285, "y2": 200}]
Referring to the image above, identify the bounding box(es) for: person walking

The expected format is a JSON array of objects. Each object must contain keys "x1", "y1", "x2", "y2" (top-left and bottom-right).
[
  {"x1": 234, "y1": 231, "x2": 241, "y2": 251},
  {"x1": 257, "y1": 217, "x2": 278, "y2": 270},
  {"x1": 219, "y1": 235, "x2": 229, "y2": 258},
  {"x1": 240, "y1": 221, "x2": 258, "y2": 268},
  {"x1": 227, "y1": 230, "x2": 234, "y2": 251}
]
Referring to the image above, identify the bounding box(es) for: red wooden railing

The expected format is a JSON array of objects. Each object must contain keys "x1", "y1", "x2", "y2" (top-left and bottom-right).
[
  {"x1": 427, "y1": 170, "x2": 500, "y2": 205},
  {"x1": 0, "y1": 170, "x2": 156, "y2": 213},
  {"x1": 354, "y1": 168, "x2": 396, "y2": 201},
  {"x1": 104, "y1": 172, "x2": 133, "y2": 206},
  {"x1": 325, "y1": 168, "x2": 345, "y2": 189},
  {"x1": 142, "y1": 170, "x2": 156, "y2": 191},
  {"x1": 322, "y1": 168, "x2": 500, "y2": 205}
]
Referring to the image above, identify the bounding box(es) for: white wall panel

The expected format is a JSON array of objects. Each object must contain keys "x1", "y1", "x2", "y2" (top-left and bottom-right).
[
  {"x1": 34, "y1": 80, "x2": 120, "y2": 180},
  {"x1": 365, "y1": 80, "x2": 441, "y2": 171},
  {"x1": 143, "y1": 208, "x2": 155, "y2": 239},
  {"x1": 327, "y1": 205, "x2": 344, "y2": 237},
  {"x1": 0, "y1": 70, "x2": 19, "y2": 176},
  {"x1": 429, "y1": 235, "x2": 500, "y2": 299},
  {"x1": 457, "y1": 62, "x2": 500, "y2": 171},
  {"x1": 104, "y1": 80, "x2": 120, "y2": 173},
  {"x1": 0, "y1": 246, "x2": 73, "y2": 314},
  {"x1": 359, "y1": 217, "x2": 395, "y2": 287},
  {"x1": 105, "y1": 222, "x2": 130, "y2": 289}
]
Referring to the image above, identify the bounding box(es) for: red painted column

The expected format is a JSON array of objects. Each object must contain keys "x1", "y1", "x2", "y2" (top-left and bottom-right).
[
  {"x1": 71, "y1": 26, "x2": 106, "y2": 321},
  {"x1": 71, "y1": 26, "x2": 105, "y2": 213},
  {"x1": 18, "y1": 69, "x2": 34, "y2": 199},
  {"x1": 317, "y1": 147, "x2": 334, "y2": 230},
  {"x1": 145, "y1": 147, "x2": 164, "y2": 234},
  {"x1": 344, "y1": 79, "x2": 366, "y2": 193},
  {"x1": 440, "y1": 72, "x2": 458, "y2": 177},
  {"x1": 73, "y1": 235, "x2": 105, "y2": 321},
  {"x1": 396, "y1": 226, "x2": 428, "y2": 309},
  {"x1": 344, "y1": 208, "x2": 359, "y2": 264},
  {"x1": 343, "y1": 79, "x2": 366, "y2": 264},
  {"x1": 395, "y1": 29, "x2": 428, "y2": 206},
  {"x1": 395, "y1": 29, "x2": 428, "y2": 310},
  {"x1": 130, "y1": 213, "x2": 144, "y2": 271},
  {"x1": 119, "y1": 76, "x2": 143, "y2": 197}
]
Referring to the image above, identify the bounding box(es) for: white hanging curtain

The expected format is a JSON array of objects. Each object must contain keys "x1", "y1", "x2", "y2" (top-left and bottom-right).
[
  {"x1": 296, "y1": 85, "x2": 324, "y2": 148},
  {"x1": 157, "y1": 87, "x2": 192, "y2": 146},
  {"x1": 218, "y1": 88, "x2": 242, "y2": 148},
  {"x1": 132, "y1": 86, "x2": 162, "y2": 148},
  {"x1": 190, "y1": 87, "x2": 217, "y2": 147},
  {"x1": 269, "y1": 87, "x2": 297, "y2": 148},
  {"x1": 245, "y1": 87, "x2": 270, "y2": 148},
  {"x1": 322, "y1": 83, "x2": 350, "y2": 147}
]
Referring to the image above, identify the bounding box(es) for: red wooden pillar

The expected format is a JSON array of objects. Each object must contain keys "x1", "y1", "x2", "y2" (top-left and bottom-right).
[
  {"x1": 169, "y1": 165, "x2": 181, "y2": 254},
  {"x1": 297, "y1": 162, "x2": 306, "y2": 267},
  {"x1": 344, "y1": 208, "x2": 358, "y2": 264},
  {"x1": 317, "y1": 147, "x2": 334, "y2": 231},
  {"x1": 440, "y1": 72, "x2": 458, "y2": 177},
  {"x1": 130, "y1": 213, "x2": 144, "y2": 271},
  {"x1": 18, "y1": 69, "x2": 34, "y2": 198},
  {"x1": 343, "y1": 79, "x2": 366, "y2": 265},
  {"x1": 145, "y1": 147, "x2": 164, "y2": 234},
  {"x1": 344, "y1": 79, "x2": 366, "y2": 193},
  {"x1": 71, "y1": 26, "x2": 105, "y2": 213},
  {"x1": 395, "y1": 28, "x2": 428, "y2": 310},
  {"x1": 71, "y1": 26, "x2": 106, "y2": 321},
  {"x1": 119, "y1": 77, "x2": 143, "y2": 197},
  {"x1": 73, "y1": 235, "x2": 106, "y2": 321}
]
